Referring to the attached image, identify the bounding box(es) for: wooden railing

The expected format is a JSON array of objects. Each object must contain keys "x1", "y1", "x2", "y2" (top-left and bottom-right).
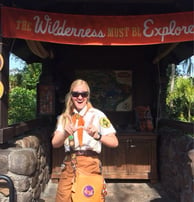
[
  {"x1": 0, "y1": 118, "x2": 193, "y2": 144},
  {"x1": 158, "y1": 119, "x2": 194, "y2": 134},
  {"x1": 0, "y1": 118, "x2": 51, "y2": 144}
]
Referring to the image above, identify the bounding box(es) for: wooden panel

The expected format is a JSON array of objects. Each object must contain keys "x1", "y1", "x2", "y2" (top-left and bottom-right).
[
  {"x1": 100, "y1": 138, "x2": 128, "y2": 177},
  {"x1": 127, "y1": 139, "x2": 151, "y2": 173},
  {"x1": 100, "y1": 133, "x2": 158, "y2": 183},
  {"x1": 51, "y1": 147, "x2": 65, "y2": 181}
]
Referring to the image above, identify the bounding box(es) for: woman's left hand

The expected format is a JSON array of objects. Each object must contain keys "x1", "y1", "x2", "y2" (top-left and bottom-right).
[
  {"x1": 85, "y1": 124, "x2": 98, "y2": 138},
  {"x1": 84, "y1": 114, "x2": 99, "y2": 139}
]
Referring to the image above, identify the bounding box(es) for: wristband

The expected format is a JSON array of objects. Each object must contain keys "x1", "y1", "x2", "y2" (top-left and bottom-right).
[{"x1": 94, "y1": 133, "x2": 102, "y2": 141}]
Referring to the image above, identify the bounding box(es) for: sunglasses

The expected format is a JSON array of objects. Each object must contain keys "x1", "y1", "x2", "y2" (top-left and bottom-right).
[{"x1": 71, "y1": 91, "x2": 89, "y2": 98}]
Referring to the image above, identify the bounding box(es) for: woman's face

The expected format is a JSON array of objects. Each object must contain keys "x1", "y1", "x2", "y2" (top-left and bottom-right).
[{"x1": 71, "y1": 84, "x2": 89, "y2": 111}]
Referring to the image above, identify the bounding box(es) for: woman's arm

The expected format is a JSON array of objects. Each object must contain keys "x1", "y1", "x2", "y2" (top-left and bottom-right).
[
  {"x1": 52, "y1": 117, "x2": 77, "y2": 148},
  {"x1": 51, "y1": 130, "x2": 66, "y2": 148},
  {"x1": 94, "y1": 132, "x2": 119, "y2": 148}
]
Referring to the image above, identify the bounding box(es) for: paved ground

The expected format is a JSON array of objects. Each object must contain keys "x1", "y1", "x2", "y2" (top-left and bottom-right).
[{"x1": 39, "y1": 179, "x2": 176, "y2": 202}]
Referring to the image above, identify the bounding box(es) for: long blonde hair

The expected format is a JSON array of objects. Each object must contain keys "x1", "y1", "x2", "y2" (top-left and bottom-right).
[{"x1": 57, "y1": 79, "x2": 93, "y2": 128}]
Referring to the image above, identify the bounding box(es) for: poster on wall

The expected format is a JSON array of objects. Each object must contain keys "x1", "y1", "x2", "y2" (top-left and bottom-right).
[{"x1": 75, "y1": 70, "x2": 132, "y2": 111}]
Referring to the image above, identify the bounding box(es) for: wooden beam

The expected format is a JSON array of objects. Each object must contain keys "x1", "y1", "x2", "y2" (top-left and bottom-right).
[
  {"x1": 0, "y1": 118, "x2": 47, "y2": 144},
  {"x1": 153, "y1": 43, "x2": 179, "y2": 64},
  {"x1": 0, "y1": 127, "x2": 14, "y2": 144}
]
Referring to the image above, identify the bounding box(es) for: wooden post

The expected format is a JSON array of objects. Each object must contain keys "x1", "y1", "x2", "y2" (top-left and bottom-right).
[{"x1": 0, "y1": 39, "x2": 9, "y2": 129}]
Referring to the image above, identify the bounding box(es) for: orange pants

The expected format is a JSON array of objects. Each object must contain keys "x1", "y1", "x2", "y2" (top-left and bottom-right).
[{"x1": 55, "y1": 156, "x2": 102, "y2": 202}]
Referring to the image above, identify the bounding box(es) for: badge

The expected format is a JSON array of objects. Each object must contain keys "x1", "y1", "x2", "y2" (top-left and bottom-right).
[
  {"x1": 100, "y1": 117, "x2": 111, "y2": 128},
  {"x1": 83, "y1": 185, "x2": 94, "y2": 197}
]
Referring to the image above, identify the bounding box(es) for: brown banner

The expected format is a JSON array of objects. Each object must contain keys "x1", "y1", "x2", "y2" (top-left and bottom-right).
[{"x1": 1, "y1": 6, "x2": 194, "y2": 45}]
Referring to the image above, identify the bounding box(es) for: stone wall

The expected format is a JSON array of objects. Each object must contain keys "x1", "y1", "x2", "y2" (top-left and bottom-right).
[
  {"x1": 0, "y1": 127, "x2": 52, "y2": 202},
  {"x1": 158, "y1": 127, "x2": 194, "y2": 202}
]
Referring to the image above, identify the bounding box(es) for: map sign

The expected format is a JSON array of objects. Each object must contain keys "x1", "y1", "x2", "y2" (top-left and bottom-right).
[{"x1": 76, "y1": 70, "x2": 132, "y2": 111}]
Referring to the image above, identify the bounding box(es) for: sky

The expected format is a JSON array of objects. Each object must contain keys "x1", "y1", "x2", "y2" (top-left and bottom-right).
[
  {"x1": 9, "y1": 53, "x2": 26, "y2": 70},
  {"x1": 176, "y1": 55, "x2": 194, "y2": 77}
]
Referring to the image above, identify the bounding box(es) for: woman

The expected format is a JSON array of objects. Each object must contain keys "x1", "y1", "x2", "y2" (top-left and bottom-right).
[{"x1": 52, "y1": 79, "x2": 118, "y2": 202}]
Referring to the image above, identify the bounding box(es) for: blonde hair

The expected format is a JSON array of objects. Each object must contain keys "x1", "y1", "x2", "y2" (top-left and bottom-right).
[{"x1": 58, "y1": 79, "x2": 93, "y2": 128}]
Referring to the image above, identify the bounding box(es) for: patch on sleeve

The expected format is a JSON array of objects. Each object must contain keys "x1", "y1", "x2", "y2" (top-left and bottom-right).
[{"x1": 100, "y1": 117, "x2": 111, "y2": 128}]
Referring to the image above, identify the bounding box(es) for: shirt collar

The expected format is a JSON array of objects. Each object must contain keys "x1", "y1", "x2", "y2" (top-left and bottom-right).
[{"x1": 73, "y1": 105, "x2": 88, "y2": 116}]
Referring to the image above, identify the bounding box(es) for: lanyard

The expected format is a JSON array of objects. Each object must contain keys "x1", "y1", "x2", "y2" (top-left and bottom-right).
[{"x1": 69, "y1": 134, "x2": 77, "y2": 172}]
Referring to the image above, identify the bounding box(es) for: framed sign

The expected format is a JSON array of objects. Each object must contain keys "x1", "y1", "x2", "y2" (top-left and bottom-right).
[
  {"x1": 37, "y1": 84, "x2": 55, "y2": 115},
  {"x1": 75, "y1": 70, "x2": 132, "y2": 111}
]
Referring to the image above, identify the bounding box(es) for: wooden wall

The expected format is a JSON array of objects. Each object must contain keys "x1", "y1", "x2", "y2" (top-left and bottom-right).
[{"x1": 47, "y1": 44, "x2": 159, "y2": 129}]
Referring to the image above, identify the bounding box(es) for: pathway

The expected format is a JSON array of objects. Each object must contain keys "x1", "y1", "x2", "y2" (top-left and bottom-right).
[{"x1": 40, "y1": 179, "x2": 176, "y2": 202}]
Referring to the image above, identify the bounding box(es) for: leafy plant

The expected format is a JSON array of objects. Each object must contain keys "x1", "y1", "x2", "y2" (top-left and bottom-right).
[
  {"x1": 166, "y1": 68, "x2": 194, "y2": 122},
  {"x1": 8, "y1": 62, "x2": 42, "y2": 125},
  {"x1": 8, "y1": 87, "x2": 36, "y2": 124}
]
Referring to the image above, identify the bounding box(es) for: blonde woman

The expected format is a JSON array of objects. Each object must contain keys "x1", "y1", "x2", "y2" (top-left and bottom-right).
[{"x1": 52, "y1": 79, "x2": 118, "y2": 202}]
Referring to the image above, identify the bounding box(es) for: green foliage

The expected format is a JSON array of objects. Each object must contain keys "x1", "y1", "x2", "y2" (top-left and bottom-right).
[
  {"x1": 166, "y1": 76, "x2": 194, "y2": 122},
  {"x1": 22, "y1": 64, "x2": 42, "y2": 89},
  {"x1": 186, "y1": 133, "x2": 194, "y2": 137},
  {"x1": 8, "y1": 63, "x2": 42, "y2": 125},
  {"x1": 8, "y1": 87, "x2": 36, "y2": 124},
  {"x1": 9, "y1": 72, "x2": 23, "y2": 88}
]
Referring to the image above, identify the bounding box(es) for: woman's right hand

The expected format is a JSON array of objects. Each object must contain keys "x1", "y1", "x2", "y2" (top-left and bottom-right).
[{"x1": 64, "y1": 123, "x2": 76, "y2": 137}]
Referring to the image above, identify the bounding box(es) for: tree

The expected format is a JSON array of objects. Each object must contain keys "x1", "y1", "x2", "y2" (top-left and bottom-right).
[
  {"x1": 166, "y1": 55, "x2": 194, "y2": 122},
  {"x1": 8, "y1": 63, "x2": 42, "y2": 124},
  {"x1": 8, "y1": 87, "x2": 36, "y2": 124},
  {"x1": 22, "y1": 63, "x2": 42, "y2": 89},
  {"x1": 166, "y1": 76, "x2": 194, "y2": 122}
]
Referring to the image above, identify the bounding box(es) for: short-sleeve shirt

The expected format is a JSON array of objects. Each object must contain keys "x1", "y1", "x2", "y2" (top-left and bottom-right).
[{"x1": 55, "y1": 106, "x2": 116, "y2": 153}]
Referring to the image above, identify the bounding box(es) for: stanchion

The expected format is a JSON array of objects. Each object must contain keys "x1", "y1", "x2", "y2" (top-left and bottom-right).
[{"x1": 0, "y1": 175, "x2": 14, "y2": 202}]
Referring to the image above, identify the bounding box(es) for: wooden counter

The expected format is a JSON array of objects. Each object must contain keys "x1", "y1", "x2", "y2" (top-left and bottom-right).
[{"x1": 100, "y1": 132, "x2": 158, "y2": 183}]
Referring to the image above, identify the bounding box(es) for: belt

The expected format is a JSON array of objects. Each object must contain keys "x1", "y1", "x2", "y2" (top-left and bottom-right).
[{"x1": 65, "y1": 150, "x2": 99, "y2": 157}]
